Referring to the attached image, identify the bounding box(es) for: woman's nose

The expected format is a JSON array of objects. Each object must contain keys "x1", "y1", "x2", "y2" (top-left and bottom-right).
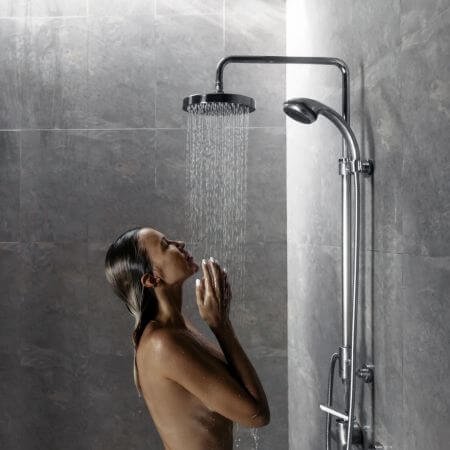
[{"x1": 177, "y1": 240, "x2": 185, "y2": 249}]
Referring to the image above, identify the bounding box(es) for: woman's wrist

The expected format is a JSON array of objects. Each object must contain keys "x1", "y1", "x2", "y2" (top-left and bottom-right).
[{"x1": 210, "y1": 318, "x2": 233, "y2": 335}]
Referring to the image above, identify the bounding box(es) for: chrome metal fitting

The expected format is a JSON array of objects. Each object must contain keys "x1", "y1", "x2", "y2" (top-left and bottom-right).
[
  {"x1": 338, "y1": 158, "x2": 374, "y2": 176},
  {"x1": 339, "y1": 346, "x2": 351, "y2": 381},
  {"x1": 357, "y1": 364, "x2": 374, "y2": 383}
]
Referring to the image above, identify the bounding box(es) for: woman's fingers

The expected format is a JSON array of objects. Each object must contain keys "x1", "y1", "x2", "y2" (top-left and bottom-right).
[
  {"x1": 208, "y1": 258, "x2": 222, "y2": 299},
  {"x1": 195, "y1": 278, "x2": 204, "y2": 306},
  {"x1": 201, "y1": 259, "x2": 214, "y2": 296}
]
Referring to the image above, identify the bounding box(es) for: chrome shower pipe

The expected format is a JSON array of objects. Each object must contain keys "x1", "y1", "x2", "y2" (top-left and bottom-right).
[{"x1": 213, "y1": 54, "x2": 352, "y2": 354}]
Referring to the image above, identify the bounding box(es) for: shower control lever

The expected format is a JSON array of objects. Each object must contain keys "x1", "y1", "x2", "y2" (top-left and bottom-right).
[{"x1": 319, "y1": 404, "x2": 349, "y2": 422}]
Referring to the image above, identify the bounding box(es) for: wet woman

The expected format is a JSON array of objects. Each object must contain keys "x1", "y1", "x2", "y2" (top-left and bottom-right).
[{"x1": 104, "y1": 226, "x2": 270, "y2": 450}]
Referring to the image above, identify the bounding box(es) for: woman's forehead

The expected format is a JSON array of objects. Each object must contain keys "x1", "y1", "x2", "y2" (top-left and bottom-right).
[{"x1": 141, "y1": 227, "x2": 163, "y2": 245}]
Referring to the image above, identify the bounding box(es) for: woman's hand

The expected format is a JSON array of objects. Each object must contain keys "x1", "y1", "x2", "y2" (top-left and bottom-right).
[{"x1": 195, "y1": 257, "x2": 232, "y2": 329}]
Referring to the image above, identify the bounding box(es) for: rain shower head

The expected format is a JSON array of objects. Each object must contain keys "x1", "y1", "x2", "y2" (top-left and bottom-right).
[{"x1": 182, "y1": 92, "x2": 255, "y2": 113}]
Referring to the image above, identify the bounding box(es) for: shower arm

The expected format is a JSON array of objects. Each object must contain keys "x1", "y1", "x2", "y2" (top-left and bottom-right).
[{"x1": 215, "y1": 55, "x2": 350, "y2": 124}]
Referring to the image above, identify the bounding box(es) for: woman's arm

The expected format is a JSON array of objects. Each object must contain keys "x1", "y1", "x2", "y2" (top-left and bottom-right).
[
  {"x1": 145, "y1": 326, "x2": 270, "y2": 428},
  {"x1": 210, "y1": 318, "x2": 270, "y2": 422}
]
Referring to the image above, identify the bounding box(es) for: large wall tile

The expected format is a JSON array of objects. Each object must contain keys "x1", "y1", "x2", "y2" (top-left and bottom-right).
[
  {"x1": 401, "y1": 255, "x2": 450, "y2": 450},
  {"x1": 20, "y1": 17, "x2": 88, "y2": 129},
  {"x1": 87, "y1": 129, "x2": 156, "y2": 241},
  {"x1": 0, "y1": 0, "x2": 87, "y2": 17},
  {"x1": 156, "y1": 0, "x2": 222, "y2": 16},
  {"x1": 400, "y1": 0, "x2": 450, "y2": 37},
  {"x1": 88, "y1": 0, "x2": 154, "y2": 16},
  {"x1": 0, "y1": 19, "x2": 23, "y2": 128},
  {"x1": 399, "y1": 9, "x2": 450, "y2": 256},
  {"x1": 87, "y1": 15, "x2": 155, "y2": 128},
  {"x1": 0, "y1": 132, "x2": 20, "y2": 241},
  {"x1": 155, "y1": 13, "x2": 223, "y2": 128},
  {"x1": 246, "y1": 127, "x2": 286, "y2": 243},
  {"x1": 20, "y1": 130, "x2": 89, "y2": 242}
]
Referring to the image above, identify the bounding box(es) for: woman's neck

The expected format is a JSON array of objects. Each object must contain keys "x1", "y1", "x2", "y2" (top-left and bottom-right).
[{"x1": 153, "y1": 282, "x2": 186, "y2": 329}]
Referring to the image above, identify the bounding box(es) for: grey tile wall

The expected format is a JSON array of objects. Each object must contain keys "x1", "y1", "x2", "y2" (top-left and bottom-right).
[
  {"x1": 0, "y1": 1, "x2": 287, "y2": 450},
  {"x1": 287, "y1": 1, "x2": 450, "y2": 449}
]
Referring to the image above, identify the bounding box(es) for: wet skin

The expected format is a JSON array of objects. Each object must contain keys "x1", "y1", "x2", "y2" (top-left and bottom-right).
[{"x1": 135, "y1": 228, "x2": 269, "y2": 450}]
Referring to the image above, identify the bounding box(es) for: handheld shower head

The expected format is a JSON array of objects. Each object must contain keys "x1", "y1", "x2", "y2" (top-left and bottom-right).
[{"x1": 283, "y1": 97, "x2": 360, "y2": 161}]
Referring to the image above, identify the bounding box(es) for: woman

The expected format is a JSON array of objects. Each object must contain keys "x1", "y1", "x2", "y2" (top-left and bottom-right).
[{"x1": 104, "y1": 226, "x2": 270, "y2": 450}]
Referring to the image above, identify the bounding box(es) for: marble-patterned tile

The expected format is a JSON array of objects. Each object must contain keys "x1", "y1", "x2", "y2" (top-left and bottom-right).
[
  {"x1": 20, "y1": 130, "x2": 89, "y2": 242},
  {"x1": 371, "y1": 252, "x2": 404, "y2": 450},
  {"x1": 246, "y1": 127, "x2": 286, "y2": 244},
  {"x1": 84, "y1": 352, "x2": 161, "y2": 449},
  {"x1": 399, "y1": 8, "x2": 450, "y2": 256},
  {"x1": 0, "y1": 19, "x2": 23, "y2": 128},
  {"x1": 88, "y1": 0, "x2": 154, "y2": 16},
  {"x1": 400, "y1": 0, "x2": 450, "y2": 38},
  {"x1": 401, "y1": 255, "x2": 450, "y2": 450},
  {"x1": 87, "y1": 15, "x2": 155, "y2": 128},
  {"x1": 86, "y1": 129, "x2": 156, "y2": 241},
  {"x1": 156, "y1": 0, "x2": 222, "y2": 16},
  {"x1": 0, "y1": 132, "x2": 20, "y2": 241},
  {"x1": 0, "y1": 0, "x2": 87, "y2": 16},
  {"x1": 350, "y1": 0, "x2": 401, "y2": 69},
  {"x1": 20, "y1": 17, "x2": 88, "y2": 129},
  {"x1": 351, "y1": 49, "x2": 404, "y2": 253},
  {"x1": 155, "y1": 13, "x2": 223, "y2": 128},
  {"x1": 287, "y1": 120, "x2": 341, "y2": 247}
]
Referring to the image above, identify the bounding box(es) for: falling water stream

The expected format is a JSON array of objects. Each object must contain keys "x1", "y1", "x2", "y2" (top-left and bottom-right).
[{"x1": 185, "y1": 102, "x2": 260, "y2": 449}]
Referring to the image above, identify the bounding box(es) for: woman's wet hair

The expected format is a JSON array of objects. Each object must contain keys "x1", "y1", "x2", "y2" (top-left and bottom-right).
[{"x1": 104, "y1": 227, "x2": 159, "y2": 397}]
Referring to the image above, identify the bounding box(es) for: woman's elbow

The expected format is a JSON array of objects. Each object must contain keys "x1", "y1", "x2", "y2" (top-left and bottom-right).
[{"x1": 248, "y1": 407, "x2": 270, "y2": 428}]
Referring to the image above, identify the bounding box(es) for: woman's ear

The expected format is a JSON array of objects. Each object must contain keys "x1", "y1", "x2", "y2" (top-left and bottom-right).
[{"x1": 141, "y1": 272, "x2": 160, "y2": 288}]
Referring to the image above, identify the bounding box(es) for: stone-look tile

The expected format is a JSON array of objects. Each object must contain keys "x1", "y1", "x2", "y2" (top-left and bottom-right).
[
  {"x1": 351, "y1": 50, "x2": 404, "y2": 253},
  {"x1": 156, "y1": 0, "x2": 222, "y2": 16},
  {"x1": 83, "y1": 353, "x2": 160, "y2": 450},
  {"x1": 89, "y1": 0, "x2": 154, "y2": 16},
  {"x1": 0, "y1": 242, "x2": 91, "y2": 449},
  {"x1": 87, "y1": 130, "x2": 156, "y2": 241},
  {"x1": 87, "y1": 15, "x2": 155, "y2": 128},
  {"x1": 0, "y1": 243, "x2": 22, "y2": 352},
  {"x1": 20, "y1": 17, "x2": 88, "y2": 129},
  {"x1": 287, "y1": 121, "x2": 341, "y2": 247},
  {"x1": 351, "y1": 0, "x2": 401, "y2": 69},
  {"x1": 155, "y1": 13, "x2": 223, "y2": 128},
  {"x1": 0, "y1": 19, "x2": 22, "y2": 128},
  {"x1": 18, "y1": 242, "x2": 90, "y2": 353},
  {"x1": 399, "y1": 9, "x2": 450, "y2": 256},
  {"x1": 401, "y1": 255, "x2": 450, "y2": 450},
  {"x1": 154, "y1": 129, "x2": 187, "y2": 237},
  {"x1": 0, "y1": 351, "x2": 89, "y2": 450},
  {"x1": 20, "y1": 130, "x2": 89, "y2": 242},
  {"x1": 231, "y1": 241, "x2": 286, "y2": 351},
  {"x1": 233, "y1": 350, "x2": 287, "y2": 450},
  {"x1": 288, "y1": 355, "x2": 325, "y2": 450},
  {"x1": 0, "y1": 0, "x2": 86, "y2": 16},
  {"x1": 224, "y1": 0, "x2": 285, "y2": 127},
  {"x1": 288, "y1": 243, "x2": 347, "y2": 449},
  {"x1": 246, "y1": 127, "x2": 286, "y2": 243},
  {"x1": 400, "y1": 0, "x2": 450, "y2": 38},
  {"x1": 0, "y1": 132, "x2": 20, "y2": 241},
  {"x1": 371, "y1": 252, "x2": 404, "y2": 450}
]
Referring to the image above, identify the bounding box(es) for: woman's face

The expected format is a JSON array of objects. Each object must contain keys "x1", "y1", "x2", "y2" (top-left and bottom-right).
[{"x1": 138, "y1": 227, "x2": 199, "y2": 286}]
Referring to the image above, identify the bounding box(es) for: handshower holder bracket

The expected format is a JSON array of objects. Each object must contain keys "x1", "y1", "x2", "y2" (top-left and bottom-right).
[{"x1": 339, "y1": 158, "x2": 374, "y2": 176}]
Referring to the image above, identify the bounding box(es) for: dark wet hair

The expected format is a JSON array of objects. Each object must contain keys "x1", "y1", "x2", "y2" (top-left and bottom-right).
[{"x1": 104, "y1": 227, "x2": 159, "y2": 398}]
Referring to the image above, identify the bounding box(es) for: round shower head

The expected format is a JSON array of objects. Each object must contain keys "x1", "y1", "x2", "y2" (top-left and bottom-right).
[
  {"x1": 182, "y1": 92, "x2": 255, "y2": 113},
  {"x1": 283, "y1": 98, "x2": 321, "y2": 124}
]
